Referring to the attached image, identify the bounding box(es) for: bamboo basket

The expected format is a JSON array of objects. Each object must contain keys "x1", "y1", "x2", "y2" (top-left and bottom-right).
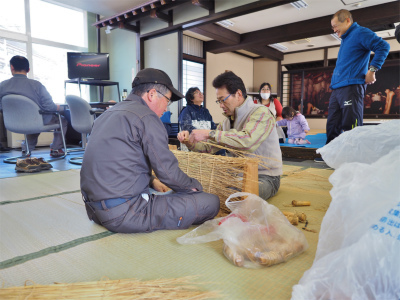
[{"x1": 172, "y1": 150, "x2": 260, "y2": 214}]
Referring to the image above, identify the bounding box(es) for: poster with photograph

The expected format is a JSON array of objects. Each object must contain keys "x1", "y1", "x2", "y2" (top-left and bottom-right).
[
  {"x1": 290, "y1": 70, "x2": 333, "y2": 116},
  {"x1": 363, "y1": 65, "x2": 400, "y2": 116},
  {"x1": 289, "y1": 65, "x2": 400, "y2": 117}
]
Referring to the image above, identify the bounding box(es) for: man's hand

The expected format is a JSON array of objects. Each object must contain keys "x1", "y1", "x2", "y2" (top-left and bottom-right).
[
  {"x1": 151, "y1": 178, "x2": 170, "y2": 193},
  {"x1": 177, "y1": 130, "x2": 190, "y2": 143},
  {"x1": 189, "y1": 129, "x2": 212, "y2": 144},
  {"x1": 365, "y1": 70, "x2": 376, "y2": 85}
]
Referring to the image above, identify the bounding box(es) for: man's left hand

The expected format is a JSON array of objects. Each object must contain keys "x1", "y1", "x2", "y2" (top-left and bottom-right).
[
  {"x1": 152, "y1": 178, "x2": 170, "y2": 192},
  {"x1": 189, "y1": 129, "x2": 212, "y2": 144},
  {"x1": 365, "y1": 70, "x2": 376, "y2": 85}
]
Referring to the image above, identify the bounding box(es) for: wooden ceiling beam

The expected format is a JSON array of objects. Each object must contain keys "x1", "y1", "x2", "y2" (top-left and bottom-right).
[
  {"x1": 189, "y1": 23, "x2": 240, "y2": 45},
  {"x1": 205, "y1": 2, "x2": 400, "y2": 54},
  {"x1": 244, "y1": 46, "x2": 283, "y2": 61},
  {"x1": 93, "y1": 0, "x2": 191, "y2": 28},
  {"x1": 118, "y1": 22, "x2": 140, "y2": 33},
  {"x1": 150, "y1": 9, "x2": 172, "y2": 23},
  {"x1": 191, "y1": 0, "x2": 214, "y2": 11}
]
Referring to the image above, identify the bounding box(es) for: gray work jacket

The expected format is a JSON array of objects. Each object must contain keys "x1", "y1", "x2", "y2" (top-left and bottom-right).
[{"x1": 80, "y1": 94, "x2": 202, "y2": 202}]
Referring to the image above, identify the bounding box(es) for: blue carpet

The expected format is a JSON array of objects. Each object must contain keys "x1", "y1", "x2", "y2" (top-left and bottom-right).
[{"x1": 280, "y1": 133, "x2": 326, "y2": 149}]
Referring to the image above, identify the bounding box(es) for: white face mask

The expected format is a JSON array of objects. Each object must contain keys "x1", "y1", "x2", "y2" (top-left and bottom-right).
[{"x1": 260, "y1": 93, "x2": 270, "y2": 100}]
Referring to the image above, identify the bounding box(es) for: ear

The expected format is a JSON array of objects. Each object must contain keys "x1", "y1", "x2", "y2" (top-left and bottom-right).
[
  {"x1": 236, "y1": 89, "x2": 243, "y2": 98},
  {"x1": 147, "y1": 88, "x2": 156, "y2": 102}
]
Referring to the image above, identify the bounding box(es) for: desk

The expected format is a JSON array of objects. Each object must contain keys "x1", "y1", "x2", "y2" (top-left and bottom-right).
[{"x1": 64, "y1": 79, "x2": 120, "y2": 102}]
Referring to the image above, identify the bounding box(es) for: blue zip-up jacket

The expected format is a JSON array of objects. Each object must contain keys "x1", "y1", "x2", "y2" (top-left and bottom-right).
[
  {"x1": 330, "y1": 22, "x2": 390, "y2": 90},
  {"x1": 178, "y1": 104, "x2": 216, "y2": 133}
]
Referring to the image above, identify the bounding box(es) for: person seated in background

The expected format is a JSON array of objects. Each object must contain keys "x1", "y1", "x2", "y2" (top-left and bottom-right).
[
  {"x1": 80, "y1": 68, "x2": 219, "y2": 233},
  {"x1": 178, "y1": 71, "x2": 282, "y2": 201},
  {"x1": 179, "y1": 87, "x2": 217, "y2": 152},
  {"x1": 254, "y1": 82, "x2": 285, "y2": 142},
  {"x1": 0, "y1": 55, "x2": 67, "y2": 157},
  {"x1": 179, "y1": 87, "x2": 217, "y2": 133},
  {"x1": 254, "y1": 82, "x2": 283, "y2": 121},
  {"x1": 277, "y1": 106, "x2": 311, "y2": 145}
]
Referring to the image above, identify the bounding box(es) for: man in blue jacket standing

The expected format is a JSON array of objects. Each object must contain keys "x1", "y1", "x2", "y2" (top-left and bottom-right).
[{"x1": 316, "y1": 9, "x2": 390, "y2": 162}]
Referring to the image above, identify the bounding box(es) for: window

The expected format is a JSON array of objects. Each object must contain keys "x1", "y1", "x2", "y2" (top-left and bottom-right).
[
  {"x1": 182, "y1": 60, "x2": 204, "y2": 106},
  {"x1": 0, "y1": 38, "x2": 27, "y2": 82},
  {"x1": 30, "y1": 0, "x2": 86, "y2": 47},
  {"x1": 0, "y1": 0, "x2": 26, "y2": 34},
  {"x1": 0, "y1": 0, "x2": 88, "y2": 101}
]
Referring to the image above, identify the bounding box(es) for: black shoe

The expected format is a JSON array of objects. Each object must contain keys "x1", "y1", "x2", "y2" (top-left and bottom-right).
[
  {"x1": 314, "y1": 157, "x2": 325, "y2": 163},
  {"x1": 15, "y1": 158, "x2": 41, "y2": 173}
]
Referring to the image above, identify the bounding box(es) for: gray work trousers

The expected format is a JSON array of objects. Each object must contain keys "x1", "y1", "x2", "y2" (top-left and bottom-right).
[
  {"x1": 85, "y1": 191, "x2": 220, "y2": 233},
  {"x1": 259, "y1": 174, "x2": 281, "y2": 200},
  {"x1": 21, "y1": 114, "x2": 68, "y2": 151}
]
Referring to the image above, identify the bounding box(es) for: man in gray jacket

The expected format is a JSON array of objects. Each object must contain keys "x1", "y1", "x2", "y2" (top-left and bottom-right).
[{"x1": 80, "y1": 68, "x2": 219, "y2": 233}]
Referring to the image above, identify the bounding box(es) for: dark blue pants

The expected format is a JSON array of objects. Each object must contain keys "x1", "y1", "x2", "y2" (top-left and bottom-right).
[{"x1": 326, "y1": 84, "x2": 366, "y2": 144}]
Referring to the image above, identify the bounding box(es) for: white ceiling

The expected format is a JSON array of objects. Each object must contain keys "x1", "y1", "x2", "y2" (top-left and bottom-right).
[{"x1": 52, "y1": 0, "x2": 399, "y2": 54}]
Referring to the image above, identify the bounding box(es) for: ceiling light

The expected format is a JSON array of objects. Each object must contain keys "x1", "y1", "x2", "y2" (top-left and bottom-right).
[
  {"x1": 292, "y1": 38, "x2": 311, "y2": 44},
  {"x1": 269, "y1": 43, "x2": 288, "y2": 51},
  {"x1": 330, "y1": 33, "x2": 342, "y2": 42},
  {"x1": 290, "y1": 0, "x2": 308, "y2": 9},
  {"x1": 216, "y1": 20, "x2": 234, "y2": 28}
]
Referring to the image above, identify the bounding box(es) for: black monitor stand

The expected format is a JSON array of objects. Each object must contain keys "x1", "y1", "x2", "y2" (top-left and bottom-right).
[{"x1": 64, "y1": 78, "x2": 120, "y2": 102}]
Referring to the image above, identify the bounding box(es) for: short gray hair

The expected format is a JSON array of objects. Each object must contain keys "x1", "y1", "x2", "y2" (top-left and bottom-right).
[
  {"x1": 332, "y1": 9, "x2": 353, "y2": 23},
  {"x1": 132, "y1": 83, "x2": 170, "y2": 99}
]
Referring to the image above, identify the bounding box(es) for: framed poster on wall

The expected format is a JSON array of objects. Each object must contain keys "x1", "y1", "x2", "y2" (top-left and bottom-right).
[{"x1": 289, "y1": 64, "x2": 400, "y2": 117}]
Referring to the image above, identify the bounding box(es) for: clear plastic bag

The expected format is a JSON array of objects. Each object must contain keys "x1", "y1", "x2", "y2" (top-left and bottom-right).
[
  {"x1": 292, "y1": 147, "x2": 400, "y2": 300},
  {"x1": 317, "y1": 120, "x2": 400, "y2": 169},
  {"x1": 177, "y1": 192, "x2": 308, "y2": 268}
]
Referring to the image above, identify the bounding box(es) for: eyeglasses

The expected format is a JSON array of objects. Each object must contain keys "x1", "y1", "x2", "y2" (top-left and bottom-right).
[
  {"x1": 148, "y1": 90, "x2": 172, "y2": 106},
  {"x1": 215, "y1": 94, "x2": 231, "y2": 105},
  {"x1": 193, "y1": 90, "x2": 202, "y2": 95}
]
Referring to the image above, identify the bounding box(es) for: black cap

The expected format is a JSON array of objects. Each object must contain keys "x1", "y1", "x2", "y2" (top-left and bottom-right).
[{"x1": 132, "y1": 68, "x2": 184, "y2": 102}]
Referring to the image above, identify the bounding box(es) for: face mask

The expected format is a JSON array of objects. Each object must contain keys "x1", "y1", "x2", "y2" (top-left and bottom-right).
[{"x1": 260, "y1": 93, "x2": 270, "y2": 100}]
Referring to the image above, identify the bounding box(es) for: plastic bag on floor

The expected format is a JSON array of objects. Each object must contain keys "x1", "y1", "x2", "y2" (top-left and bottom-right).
[
  {"x1": 317, "y1": 120, "x2": 400, "y2": 169},
  {"x1": 291, "y1": 147, "x2": 400, "y2": 300},
  {"x1": 177, "y1": 192, "x2": 308, "y2": 268}
]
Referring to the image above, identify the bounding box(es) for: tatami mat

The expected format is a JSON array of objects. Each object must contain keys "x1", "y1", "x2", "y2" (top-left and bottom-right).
[
  {"x1": 0, "y1": 166, "x2": 334, "y2": 299},
  {"x1": 0, "y1": 169, "x2": 80, "y2": 202}
]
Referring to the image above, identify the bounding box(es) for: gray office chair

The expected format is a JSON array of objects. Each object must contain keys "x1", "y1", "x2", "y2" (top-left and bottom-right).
[
  {"x1": 2, "y1": 94, "x2": 67, "y2": 163},
  {"x1": 65, "y1": 95, "x2": 103, "y2": 165}
]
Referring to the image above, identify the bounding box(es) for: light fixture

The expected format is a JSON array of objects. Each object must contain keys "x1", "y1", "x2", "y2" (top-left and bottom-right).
[
  {"x1": 216, "y1": 19, "x2": 234, "y2": 28},
  {"x1": 330, "y1": 33, "x2": 342, "y2": 42},
  {"x1": 268, "y1": 43, "x2": 288, "y2": 51},
  {"x1": 290, "y1": 0, "x2": 308, "y2": 9},
  {"x1": 105, "y1": 25, "x2": 113, "y2": 34}
]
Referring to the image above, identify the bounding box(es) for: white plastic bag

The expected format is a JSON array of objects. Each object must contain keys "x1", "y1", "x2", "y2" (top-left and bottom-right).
[
  {"x1": 291, "y1": 147, "x2": 400, "y2": 300},
  {"x1": 177, "y1": 192, "x2": 308, "y2": 268},
  {"x1": 317, "y1": 120, "x2": 400, "y2": 169}
]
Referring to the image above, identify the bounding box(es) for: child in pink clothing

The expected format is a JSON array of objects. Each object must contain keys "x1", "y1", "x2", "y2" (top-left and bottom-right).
[{"x1": 277, "y1": 107, "x2": 311, "y2": 145}]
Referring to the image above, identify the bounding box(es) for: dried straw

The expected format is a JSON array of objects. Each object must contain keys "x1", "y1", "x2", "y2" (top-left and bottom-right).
[
  {"x1": 172, "y1": 150, "x2": 259, "y2": 214},
  {"x1": 0, "y1": 276, "x2": 221, "y2": 300},
  {"x1": 195, "y1": 140, "x2": 281, "y2": 171}
]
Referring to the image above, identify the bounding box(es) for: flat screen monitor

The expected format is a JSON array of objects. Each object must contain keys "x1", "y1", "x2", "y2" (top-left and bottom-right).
[{"x1": 67, "y1": 52, "x2": 110, "y2": 80}]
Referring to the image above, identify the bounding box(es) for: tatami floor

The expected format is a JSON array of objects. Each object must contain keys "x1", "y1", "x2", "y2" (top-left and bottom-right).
[{"x1": 0, "y1": 145, "x2": 334, "y2": 299}]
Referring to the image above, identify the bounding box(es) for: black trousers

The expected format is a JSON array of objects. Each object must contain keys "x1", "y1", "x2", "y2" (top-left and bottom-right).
[{"x1": 326, "y1": 84, "x2": 366, "y2": 144}]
